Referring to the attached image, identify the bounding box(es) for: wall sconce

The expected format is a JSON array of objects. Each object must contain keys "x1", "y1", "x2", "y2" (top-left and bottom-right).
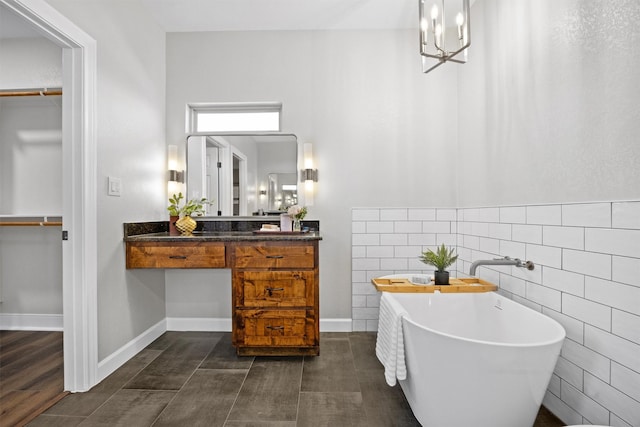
[
  {"x1": 259, "y1": 190, "x2": 267, "y2": 196},
  {"x1": 301, "y1": 168, "x2": 318, "y2": 183},
  {"x1": 300, "y1": 142, "x2": 318, "y2": 206},
  {"x1": 167, "y1": 145, "x2": 184, "y2": 183},
  {"x1": 419, "y1": 0, "x2": 470, "y2": 73}
]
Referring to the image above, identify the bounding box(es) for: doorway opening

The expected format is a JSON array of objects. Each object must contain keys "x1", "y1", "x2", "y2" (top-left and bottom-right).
[{"x1": 0, "y1": 0, "x2": 98, "y2": 392}]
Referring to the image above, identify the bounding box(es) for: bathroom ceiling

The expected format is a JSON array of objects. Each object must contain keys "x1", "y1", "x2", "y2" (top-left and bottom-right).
[{"x1": 1, "y1": 0, "x2": 475, "y2": 38}]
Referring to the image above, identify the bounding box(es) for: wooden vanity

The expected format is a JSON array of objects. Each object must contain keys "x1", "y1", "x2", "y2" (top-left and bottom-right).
[{"x1": 124, "y1": 221, "x2": 321, "y2": 356}]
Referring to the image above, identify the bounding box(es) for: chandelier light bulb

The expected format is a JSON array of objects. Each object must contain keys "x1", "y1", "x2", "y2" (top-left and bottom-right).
[
  {"x1": 456, "y1": 12, "x2": 464, "y2": 26},
  {"x1": 431, "y1": 4, "x2": 439, "y2": 20}
]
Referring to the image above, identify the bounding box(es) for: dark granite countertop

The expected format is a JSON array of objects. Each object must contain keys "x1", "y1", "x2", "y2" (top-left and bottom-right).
[
  {"x1": 125, "y1": 231, "x2": 322, "y2": 242},
  {"x1": 124, "y1": 219, "x2": 322, "y2": 242}
]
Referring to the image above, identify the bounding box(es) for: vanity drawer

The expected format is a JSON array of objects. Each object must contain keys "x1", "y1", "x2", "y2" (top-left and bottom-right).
[
  {"x1": 235, "y1": 309, "x2": 316, "y2": 348},
  {"x1": 234, "y1": 270, "x2": 315, "y2": 308},
  {"x1": 232, "y1": 243, "x2": 315, "y2": 269},
  {"x1": 126, "y1": 242, "x2": 226, "y2": 268}
]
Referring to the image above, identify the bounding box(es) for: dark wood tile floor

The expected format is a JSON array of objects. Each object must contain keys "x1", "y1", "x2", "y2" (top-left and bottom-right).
[{"x1": 25, "y1": 332, "x2": 565, "y2": 426}]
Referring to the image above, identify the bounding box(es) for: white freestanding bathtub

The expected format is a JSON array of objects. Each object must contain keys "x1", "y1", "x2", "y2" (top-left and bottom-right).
[{"x1": 386, "y1": 290, "x2": 565, "y2": 427}]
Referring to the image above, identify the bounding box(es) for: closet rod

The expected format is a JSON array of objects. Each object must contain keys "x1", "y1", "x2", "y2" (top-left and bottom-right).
[
  {"x1": 0, "y1": 88, "x2": 62, "y2": 97},
  {"x1": 0, "y1": 221, "x2": 62, "y2": 226},
  {"x1": 0, "y1": 216, "x2": 62, "y2": 227}
]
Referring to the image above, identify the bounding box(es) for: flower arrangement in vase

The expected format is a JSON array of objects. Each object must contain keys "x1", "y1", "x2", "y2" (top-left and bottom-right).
[
  {"x1": 167, "y1": 193, "x2": 212, "y2": 236},
  {"x1": 419, "y1": 244, "x2": 458, "y2": 285},
  {"x1": 287, "y1": 205, "x2": 307, "y2": 232}
]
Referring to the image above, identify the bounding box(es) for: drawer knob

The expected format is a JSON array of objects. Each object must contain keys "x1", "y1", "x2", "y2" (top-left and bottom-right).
[
  {"x1": 169, "y1": 255, "x2": 187, "y2": 259},
  {"x1": 266, "y1": 325, "x2": 284, "y2": 331},
  {"x1": 266, "y1": 255, "x2": 284, "y2": 259}
]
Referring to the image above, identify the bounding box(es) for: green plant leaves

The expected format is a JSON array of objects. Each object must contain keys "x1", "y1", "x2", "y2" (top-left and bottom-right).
[
  {"x1": 419, "y1": 243, "x2": 458, "y2": 271},
  {"x1": 167, "y1": 193, "x2": 213, "y2": 217}
]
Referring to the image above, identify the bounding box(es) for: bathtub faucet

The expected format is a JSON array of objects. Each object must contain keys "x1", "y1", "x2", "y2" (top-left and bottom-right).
[{"x1": 469, "y1": 256, "x2": 535, "y2": 276}]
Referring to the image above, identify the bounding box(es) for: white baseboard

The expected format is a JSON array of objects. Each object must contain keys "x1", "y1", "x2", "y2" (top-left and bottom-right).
[
  {"x1": 0, "y1": 313, "x2": 63, "y2": 331},
  {"x1": 320, "y1": 318, "x2": 353, "y2": 332},
  {"x1": 97, "y1": 319, "x2": 166, "y2": 383},
  {"x1": 166, "y1": 317, "x2": 232, "y2": 331},
  {"x1": 166, "y1": 317, "x2": 353, "y2": 333}
]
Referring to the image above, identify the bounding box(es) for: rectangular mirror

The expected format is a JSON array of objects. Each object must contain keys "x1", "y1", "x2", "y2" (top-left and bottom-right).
[{"x1": 186, "y1": 133, "x2": 298, "y2": 216}]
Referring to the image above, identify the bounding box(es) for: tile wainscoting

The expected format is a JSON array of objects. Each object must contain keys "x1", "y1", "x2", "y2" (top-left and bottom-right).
[{"x1": 352, "y1": 201, "x2": 640, "y2": 426}]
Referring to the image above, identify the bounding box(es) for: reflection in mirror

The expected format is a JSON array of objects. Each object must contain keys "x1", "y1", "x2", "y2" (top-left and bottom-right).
[
  {"x1": 268, "y1": 173, "x2": 297, "y2": 211},
  {"x1": 187, "y1": 133, "x2": 298, "y2": 216}
]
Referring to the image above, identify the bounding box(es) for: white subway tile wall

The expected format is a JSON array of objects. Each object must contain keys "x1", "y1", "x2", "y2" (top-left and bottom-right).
[{"x1": 352, "y1": 201, "x2": 640, "y2": 426}]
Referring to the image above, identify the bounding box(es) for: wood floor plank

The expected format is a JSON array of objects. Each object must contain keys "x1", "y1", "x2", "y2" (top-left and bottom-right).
[
  {"x1": 0, "y1": 389, "x2": 68, "y2": 427},
  {"x1": 300, "y1": 337, "x2": 361, "y2": 393},
  {"x1": 44, "y1": 348, "x2": 163, "y2": 418},
  {"x1": 199, "y1": 333, "x2": 254, "y2": 370},
  {"x1": 0, "y1": 331, "x2": 65, "y2": 426},
  {"x1": 78, "y1": 389, "x2": 175, "y2": 426},
  {"x1": 0, "y1": 331, "x2": 58, "y2": 366},
  {"x1": 297, "y1": 392, "x2": 370, "y2": 427},
  {"x1": 153, "y1": 369, "x2": 247, "y2": 427},
  {"x1": 24, "y1": 413, "x2": 85, "y2": 427},
  {"x1": 1, "y1": 390, "x2": 42, "y2": 426},
  {"x1": 124, "y1": 333, "x2": 220, "y2": 391},
  {"x1": 0, "y1": 333, "x2": 62, "y2": 377},
  {"x1": 0, "y1": 347, "x2": 63, "y2": 395},
  {"x1": 226, "y1": 357, "x2": 303, "y2": 423}
]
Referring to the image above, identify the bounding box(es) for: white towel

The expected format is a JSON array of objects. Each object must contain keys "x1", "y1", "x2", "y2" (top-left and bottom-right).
[{"x1": 376, "y1": 292, "x2": 408, "y2": 386}]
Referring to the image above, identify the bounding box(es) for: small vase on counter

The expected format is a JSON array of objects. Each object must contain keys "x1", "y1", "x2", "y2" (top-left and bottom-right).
[
  {"x1": 167, "y1": 193, "x2": 213, "y2": 237},
  {"x1": 169, "y1": 215, "x2": 180, "y2": 236},
  {"x1": 175, "y1": 215, "x2": 197, "y2": 236},
  {"x1": 287, "y1": 205, "x2": 307, "y2": 233}
]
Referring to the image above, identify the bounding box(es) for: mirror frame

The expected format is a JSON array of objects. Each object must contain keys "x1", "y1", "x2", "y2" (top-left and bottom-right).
[{"x1": 185, "y1": 132, "x2": 303, "y2": 218}]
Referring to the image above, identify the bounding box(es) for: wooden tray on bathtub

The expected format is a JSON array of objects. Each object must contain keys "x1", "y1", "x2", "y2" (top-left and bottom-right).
[{"x1": 371, "y1": 277, "x2": 497, "y2": 293}]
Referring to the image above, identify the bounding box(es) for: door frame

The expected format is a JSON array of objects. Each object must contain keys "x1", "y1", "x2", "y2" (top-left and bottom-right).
[{"x1": 2, "y1": 0, "x2": 98, "y2": 392}]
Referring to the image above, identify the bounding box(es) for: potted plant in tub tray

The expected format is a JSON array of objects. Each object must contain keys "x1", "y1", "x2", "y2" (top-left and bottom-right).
[{"x1": 419, "y1": 244, "x2": 458, "y2": 285}]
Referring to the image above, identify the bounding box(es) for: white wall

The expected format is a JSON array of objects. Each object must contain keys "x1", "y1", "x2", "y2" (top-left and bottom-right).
[
  {"x1": 457, "y1": 0, "x2": 640, "y2": 206},
  {"x1": 0, "y1": 227, "x2": 62, "y2": 315},
  {"x1": 0, "y1": 96, "x2": 62, "y2": 214},
  {"x1": 45, "y1": 0, "x2": 168, "y2": 361},
  {"x1": 165, "y1": 29, "x2": 459, "y2": 320},
  {"x1": 0, "y1": 37, "x2": 62, "y2": 90}
]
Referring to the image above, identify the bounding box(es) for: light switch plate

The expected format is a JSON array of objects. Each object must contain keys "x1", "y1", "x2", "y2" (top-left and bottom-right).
[{"x1": 108, "y1": 176, "x2": 121, "y2": 196}]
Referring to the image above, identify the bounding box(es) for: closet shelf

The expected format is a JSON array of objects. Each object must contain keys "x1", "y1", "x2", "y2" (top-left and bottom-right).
[{"x1": 0, "y1": 215, "x2": 62, "y2": 227}]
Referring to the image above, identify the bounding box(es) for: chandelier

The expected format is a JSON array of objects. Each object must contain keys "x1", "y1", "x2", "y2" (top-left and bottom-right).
[{"x1": 419, "y1": 0, "x2": 471, "y2": 73}]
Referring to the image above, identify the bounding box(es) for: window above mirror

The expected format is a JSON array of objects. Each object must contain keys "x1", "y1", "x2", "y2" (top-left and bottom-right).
[{"x1": 191, "y1": 102, "x2": 282, "y2": 133}]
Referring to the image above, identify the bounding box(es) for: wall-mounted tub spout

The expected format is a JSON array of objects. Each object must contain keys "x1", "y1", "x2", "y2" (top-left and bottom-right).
[{"x1": 469, "y1": 256, "x2": 535, "y2": 276}]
